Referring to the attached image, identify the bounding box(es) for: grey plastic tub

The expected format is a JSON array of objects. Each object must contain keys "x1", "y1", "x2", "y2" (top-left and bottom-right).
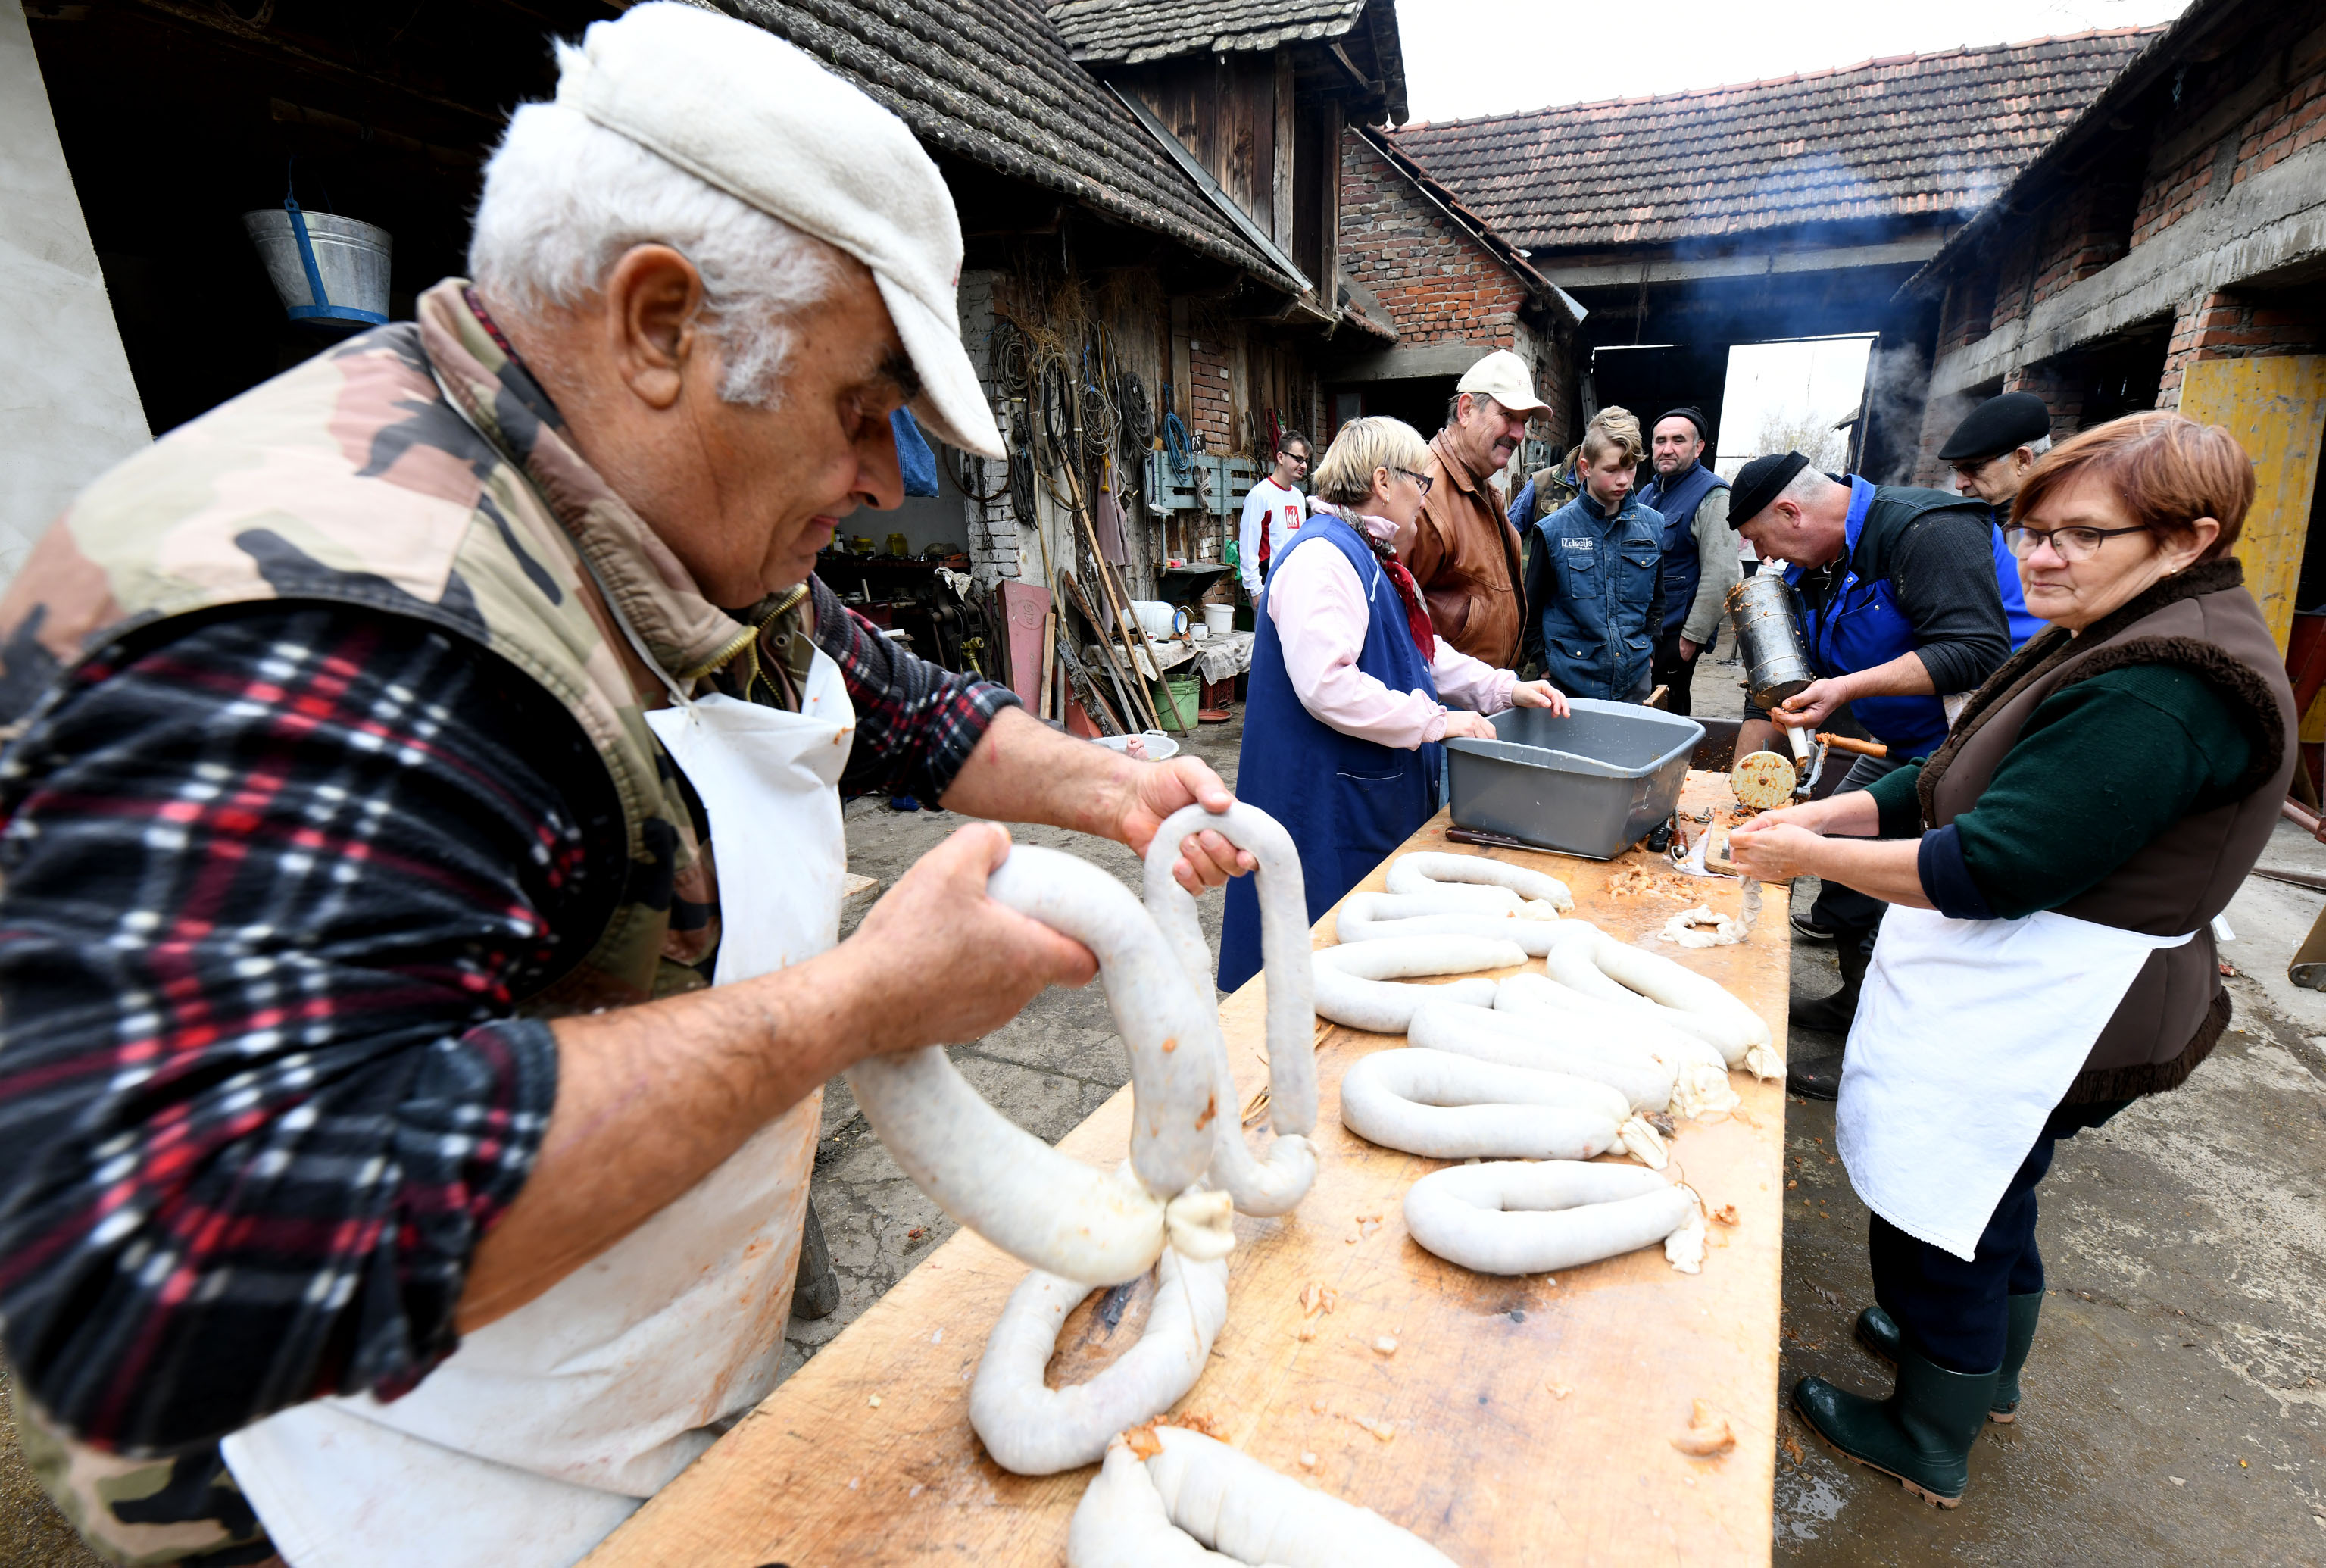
[{"x1": 1446, "y1": 698, "x2": 1706, "y2": 861}]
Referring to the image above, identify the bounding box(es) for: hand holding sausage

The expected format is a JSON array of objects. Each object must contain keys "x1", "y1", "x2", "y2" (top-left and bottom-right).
[
  {"x1": 841, "y1": 823, "x2": 1099, "y2": 1056},
  {"x1": 1110, "y1": 756, "x2": 1256, "y2": 893}
]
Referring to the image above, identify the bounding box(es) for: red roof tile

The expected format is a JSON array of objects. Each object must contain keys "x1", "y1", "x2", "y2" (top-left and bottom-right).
[{"x1": 1388, "y1": 29, "x2": 2165, "y2": 254}]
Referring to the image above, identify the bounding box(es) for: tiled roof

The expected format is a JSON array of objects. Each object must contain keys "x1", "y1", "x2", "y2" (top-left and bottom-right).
[
  {"x1": 720, "y1": 0, "x2": 1299, "y2": 289},
  {"x1": 1388, "y1": 29, "x2": 2165, "y2": 254},
  {"x1": 1046, "y1": 0, "x2": 1363, "y2": 65}
]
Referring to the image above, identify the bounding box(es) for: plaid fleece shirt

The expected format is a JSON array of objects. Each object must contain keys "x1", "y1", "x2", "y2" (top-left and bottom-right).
[{"x1": 0, "y1": 577, "x2": 1014, "y2": 1457}]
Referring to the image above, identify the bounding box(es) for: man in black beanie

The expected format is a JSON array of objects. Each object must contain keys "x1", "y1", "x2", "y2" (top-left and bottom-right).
[
  {"x1": 1725, "y1": 451, "x2": 2017, "y2": 1095},
  {"x1": 1937, "y1": 392, "x2": 2054, "y2": 647},
  {"x1": 1636, "y1": 408, "x2": 1738, "y2": 715}
]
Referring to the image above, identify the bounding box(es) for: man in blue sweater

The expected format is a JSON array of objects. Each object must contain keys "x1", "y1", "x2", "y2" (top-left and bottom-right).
[{"x1": 1520, "y1": 407, "x2": 1664, "y2": 701}]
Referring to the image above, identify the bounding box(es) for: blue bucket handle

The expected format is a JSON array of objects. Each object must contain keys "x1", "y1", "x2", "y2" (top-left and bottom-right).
[{"x1": 279, "y1": 180, "x2": 386, "y2": 326}]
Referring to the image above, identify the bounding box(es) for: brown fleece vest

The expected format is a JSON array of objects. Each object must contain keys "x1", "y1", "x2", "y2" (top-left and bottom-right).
[{"x1": 1911, "y1": 560, "x2": 2293, "y2": 1101}]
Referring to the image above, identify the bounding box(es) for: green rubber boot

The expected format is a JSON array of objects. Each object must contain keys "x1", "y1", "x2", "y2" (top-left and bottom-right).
[
  {"x1": 1856, "y1": 1292, "x2": 2042, "y2": 1422},
  {"x1": 1792, "y1": 1348, "x2": 2000, "y2": 1507}
]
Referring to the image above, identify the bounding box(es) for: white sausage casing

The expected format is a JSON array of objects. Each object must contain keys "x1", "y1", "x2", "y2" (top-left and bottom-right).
[
  {"x1": 1407, "y1": 1001, "x2": 1675, "y2": 1113},
  {"x1": 970, "y1": 1248, "x2": 1229, "y2": 1476},
  {"x1": 1338, "y1": 1048, "x2": 1622, "y2": 1160},
  {"x1": 1385, "y1": 850, "x2": 1574, "y2": 912},
  {"x1": 1402, "y1": 1160, "x2": 1697, "y2": 1276},
  {"x1": 1310, "y1": 935, "x2": 1522, "y2": 1033},
  {"x1": 1068, "y1": 1429, "x2": 1463, "y2": 1568}
]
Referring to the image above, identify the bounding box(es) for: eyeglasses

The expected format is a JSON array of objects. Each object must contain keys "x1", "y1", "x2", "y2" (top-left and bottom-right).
[
  {"x1": 1282, "y1": 451, "x2": 1310, "y2": 467},
  {"x1": 1395, "y1": 467, "x2": 1435, "y2": 496},
  {"x1": 2005, "y1": 524, "x2": 2148, "y2": 561}
]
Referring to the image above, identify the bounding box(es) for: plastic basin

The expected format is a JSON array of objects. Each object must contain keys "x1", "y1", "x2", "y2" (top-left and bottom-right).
[{"x1": 1446, "y1": 698, "x2": 1706, "y2": 860}]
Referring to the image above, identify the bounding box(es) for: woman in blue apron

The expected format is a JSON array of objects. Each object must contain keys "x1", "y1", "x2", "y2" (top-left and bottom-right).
[
  {"x1": 1728, "y1": 414, "x2": 2293, "y2": 1507},
  {"x1": 1220, "y1": 417, "x2": 1565, "y2": 992}
]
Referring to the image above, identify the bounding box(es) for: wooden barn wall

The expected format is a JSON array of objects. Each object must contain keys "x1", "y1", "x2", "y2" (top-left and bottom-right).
[{"x1": 1118, "y1": 55, "x2": 1285, "y2": 250}]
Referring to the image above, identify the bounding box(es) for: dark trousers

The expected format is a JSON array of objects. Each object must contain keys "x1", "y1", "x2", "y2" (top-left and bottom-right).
[
  {"x1": 1652, "y1": 631, "x2": 1700, "y2": 716},
  {"x1": 1869, "y1": 1098, "x2": 2129, "y2": 1373},
  {"x1": 1807, "y1": 753, "x2": 1906, "y2": 965}
]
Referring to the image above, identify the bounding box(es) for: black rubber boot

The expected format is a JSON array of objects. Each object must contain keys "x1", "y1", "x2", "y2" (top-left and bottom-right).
[
  {"x1": 1856, "y1": 1293, "x2": 2042, "y2": 1421},
  {"x1": 1793, "y1": 1348, "x2": 2000, "y2": 1507},
  {"x1": 1787, "y1": 936, "x2": 1869, "y2": 1039},
  {"x1": 1784, "y1": 1035, "x2": 1845, "y2": 1101}
]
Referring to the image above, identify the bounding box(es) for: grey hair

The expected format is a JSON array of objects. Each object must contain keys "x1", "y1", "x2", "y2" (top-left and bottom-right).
[
  {"x1": 467, "y1": 81, "x2": 841, "y2": 408},
  {"x1": 2023, "y1": 434, "x2": 2053, "y2": 458},
  {"x1": 1778, "y1": 464, "x2": 1843, "y2": 508}
]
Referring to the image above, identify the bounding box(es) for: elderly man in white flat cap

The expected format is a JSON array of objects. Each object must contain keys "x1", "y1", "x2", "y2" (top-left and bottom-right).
[
  {"x1": 0, "y1": 8, "x2": 1253, "y2": 1564},
  {"x1": 1412, "y1": 348, "x2": 1550, "y2": 667}
]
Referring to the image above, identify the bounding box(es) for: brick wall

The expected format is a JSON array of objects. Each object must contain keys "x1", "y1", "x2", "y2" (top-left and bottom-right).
[
  {"x1": 1187, "y1": 331, "x2": 1235, "y2": 448},
  {"x1": 2001, "y1": 361, "x2": 2087, "y2": 438},
  {"x1": 2159, "y1": 289, "x2": 2323, "y2": 404},
  {"x1": 955, "y1": 271, "x2": 1020, "y2": 585},
  {"x1": 2132, "y1": 58, "x2": 2326, "y2": 248},
  {"x1": 1339, "y1": 133, "x2": 1531, "y2": 349}
]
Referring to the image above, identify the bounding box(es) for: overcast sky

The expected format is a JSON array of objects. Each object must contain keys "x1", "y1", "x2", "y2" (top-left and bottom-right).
[{"x1": 1394, "y1": 0, "x2": 2192, "y2": 123}]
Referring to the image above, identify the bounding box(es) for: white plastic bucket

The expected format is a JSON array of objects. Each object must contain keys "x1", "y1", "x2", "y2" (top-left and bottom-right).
[
  {"x1": 1090, "y1": 730, "x2": 1180, "y2": 761},
  {"x1": 1202, "y1": 603, "x2": 1235, "y2": 636}
]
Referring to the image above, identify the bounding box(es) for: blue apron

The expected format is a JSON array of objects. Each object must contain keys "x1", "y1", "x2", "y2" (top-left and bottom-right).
[
  {"x1": 1786, "y1": 477, "x2": 1951, "y2": 759},
  {"x1": 1221, "y1": 514, "x2": 1441, "y2": 992},
  {"x1": 1531, "y1": 491, "x2": 1662, "y2": 701},
  {"x1": 1639, "y1": 461, "x2": 1728, "y2": 647}
]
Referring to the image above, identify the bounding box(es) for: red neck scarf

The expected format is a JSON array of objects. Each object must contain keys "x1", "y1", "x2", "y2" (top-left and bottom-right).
[{"x1": 1340, "y1": 510, "x2": 1435, "y2": 663}]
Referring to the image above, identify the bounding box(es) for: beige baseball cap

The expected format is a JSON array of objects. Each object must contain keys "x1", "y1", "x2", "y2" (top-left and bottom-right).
[
  {"x1": 1456, "y1": 349, "x2": 1548, "y2": 415},
  {"x1": 556, "y1": 3, "x2": 1004, "y2": 458}
]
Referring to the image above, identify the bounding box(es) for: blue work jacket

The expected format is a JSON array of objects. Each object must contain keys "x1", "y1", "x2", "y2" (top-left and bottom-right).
[{"x1": 1524, "y1": 488, "x2": 1663, "y2": 701}]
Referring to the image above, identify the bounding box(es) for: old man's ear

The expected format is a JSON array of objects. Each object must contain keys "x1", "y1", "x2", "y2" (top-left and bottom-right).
[{"x1": 605, "y1": 244, "x2": 707, "y2": 410}]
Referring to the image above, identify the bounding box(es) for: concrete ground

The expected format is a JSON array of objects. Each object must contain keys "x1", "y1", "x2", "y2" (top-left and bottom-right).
[{"x1": 6, "y1": 653, "x2": 2324, "y2": 1564}]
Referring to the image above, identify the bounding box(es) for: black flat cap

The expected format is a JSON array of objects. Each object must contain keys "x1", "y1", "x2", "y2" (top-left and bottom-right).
[
  {"x1": 1937, "y1": 392, "x2": 2051, "y2": 463},
  {"x1": 1728, "y1": 451, "x2": 1809, "y2": 528},
  {"x1": 1654, "y1": 406, "x2": 1711, "y2": 445}
]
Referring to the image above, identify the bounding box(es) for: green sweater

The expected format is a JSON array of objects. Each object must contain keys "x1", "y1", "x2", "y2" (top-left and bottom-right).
[{"x1": 1867, "y1": 663, "x2": 2255, "y2": 921}]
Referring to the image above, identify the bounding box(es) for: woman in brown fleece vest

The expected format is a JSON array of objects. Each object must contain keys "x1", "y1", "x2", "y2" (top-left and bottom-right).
[{"x1": 1731, "y1": 413, "x2": 2296, "y2": 1507}]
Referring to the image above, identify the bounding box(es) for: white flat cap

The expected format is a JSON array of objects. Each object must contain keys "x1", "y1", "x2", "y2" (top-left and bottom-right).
[
  {"x1": 1456, "y1": 349, "x2": 1548, "y2": 415},
  {"x1": 557, "y1": 3, "x2": 1004, "y2": 458}
]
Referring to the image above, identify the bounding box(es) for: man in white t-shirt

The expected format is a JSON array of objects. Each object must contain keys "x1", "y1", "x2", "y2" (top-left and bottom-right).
[{"x1": 1237, "y1": 429, "x2": 1312, "y2": 598}]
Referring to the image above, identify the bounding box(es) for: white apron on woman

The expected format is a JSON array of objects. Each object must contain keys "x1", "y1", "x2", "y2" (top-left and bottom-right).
[
  {"x1": 220, "y1": 648, "x2": 856, "y2": 1568},
  {"x1": 1835, "y1": 904, "x2": 2189, "y2": 1261}
]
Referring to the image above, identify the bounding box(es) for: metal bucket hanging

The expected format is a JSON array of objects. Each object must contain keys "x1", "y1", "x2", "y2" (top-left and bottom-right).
[{"x1": 242, "y1": 195, "x2": 392, "y2": 326}]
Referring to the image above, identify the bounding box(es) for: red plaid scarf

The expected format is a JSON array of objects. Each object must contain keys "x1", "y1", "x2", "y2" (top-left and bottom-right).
[{"x1": 1341, "y1": 511, "x2": 1435, "y2": 664}]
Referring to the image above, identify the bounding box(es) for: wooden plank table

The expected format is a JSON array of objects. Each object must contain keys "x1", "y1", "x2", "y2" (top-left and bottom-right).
[{"x1": 585, "y1": 776, "x2": 1789, "y2": 1567}]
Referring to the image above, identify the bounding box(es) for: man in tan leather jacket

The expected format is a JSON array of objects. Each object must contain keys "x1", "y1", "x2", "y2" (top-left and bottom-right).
[{"x1": 1409, "y1": 350, "x2": 1547, "y2": 667}]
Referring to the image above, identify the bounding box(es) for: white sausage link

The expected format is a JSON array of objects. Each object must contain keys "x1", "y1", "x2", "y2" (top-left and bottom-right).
[
  {"x1": 1385, "y1": 851, "x2": 1574, "y2": 912},
  {"x1": 1338, "y1": 1049, "x2": 1621, "y2": 1160},
  {"x1": 1144, "y1": 804, "x2": 1322, "y2": 1217},
  {"x1": 1402, "y1": 1160, "x2": 1697, "y2": 1276},
  {"x1": 1408, "y1": 1000, "x2": 1675, "y2": 1113},
  {"x1": 1115, "y1": 1428, "x2": 1461, "y2": 1567},
  {"x1": 971, "y1": 1249, "x2": 1230, "y2": 1476},
  {"x1": 848, "y1": 845, "x2": 1217, "y2": 1285},
  {"x1": 1311, "y1": 935, "x2": 1522, "y2": 1033}
]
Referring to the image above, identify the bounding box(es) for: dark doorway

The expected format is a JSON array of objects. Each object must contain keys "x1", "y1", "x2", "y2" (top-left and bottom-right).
[{"x1": 1585, "y1": 343, "x2": 1731, "y2": 451}]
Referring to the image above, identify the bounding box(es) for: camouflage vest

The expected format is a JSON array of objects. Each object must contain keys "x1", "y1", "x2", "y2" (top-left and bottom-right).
[{"x1": 0, "y1": 279, "x2": 784, "y2": 1009}]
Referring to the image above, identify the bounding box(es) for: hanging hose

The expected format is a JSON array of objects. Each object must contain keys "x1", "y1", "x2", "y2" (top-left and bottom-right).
[{"x1": 1160, "y1": 383, "x2": 1191, "y2": 479}]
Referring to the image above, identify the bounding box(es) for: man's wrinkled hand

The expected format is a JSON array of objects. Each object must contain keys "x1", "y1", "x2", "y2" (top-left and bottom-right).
[
  {"x1": 1774, "y1": 677, "x2": 1847, "y2": 729},
  {"x1": 1116, "y1": 757, "x2": 1254, "y2": 893},
  {"x1": 845, "y1": 823, "x2": 1097, "y2": 1054}
]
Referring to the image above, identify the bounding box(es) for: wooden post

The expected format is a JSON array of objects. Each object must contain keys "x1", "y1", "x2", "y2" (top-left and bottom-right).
[
  {"x1": 1037, "y1": 608, "x2": 1056, "y2": 720},
  {"x1": 2176, "y1": 355, "x2": 2326, "y2": 653}
]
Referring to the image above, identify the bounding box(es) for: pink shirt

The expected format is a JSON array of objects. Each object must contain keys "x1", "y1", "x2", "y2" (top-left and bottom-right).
[{"x1": 1266, "y1": 510, "x2": 1518, "y2": 748}]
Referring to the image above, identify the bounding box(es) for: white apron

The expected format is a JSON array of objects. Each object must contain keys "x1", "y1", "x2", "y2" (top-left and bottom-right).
[
  {"x1": 222, "y1": 647, "x2": 856, "y2": 1568},
  {"x1": 1835, "y1": 904, "x2": 2188, "y2": 1261}
]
